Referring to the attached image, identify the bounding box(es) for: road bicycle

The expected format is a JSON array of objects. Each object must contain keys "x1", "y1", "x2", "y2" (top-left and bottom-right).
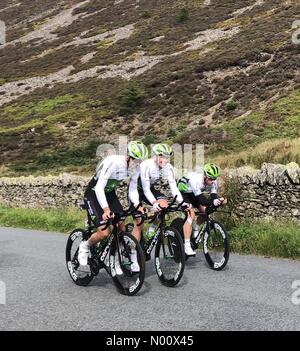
[
  {"x1": 127, "y1": 197, "x2": 186, "y2": 287},
  {"x1": 66, "y1": 202, "x2": 145, "y2": 296},
  {"x1": 170, "y1": 204, "x2": 229, "y2": 271}
]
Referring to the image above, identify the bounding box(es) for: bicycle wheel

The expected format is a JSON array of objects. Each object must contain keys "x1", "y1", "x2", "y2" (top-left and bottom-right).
[
  {"x1": 155, "y1": 226, "x2": 185, "y2": 287},
  {"x1": 65, "y1": 229, "x2": 94, "y2": 286},
  {"x1": 203, "y1": 221, "x2": 229, "y2": 271},
  {"x1": 110, "y1": 233, "x2": 145, "y2": 296}
]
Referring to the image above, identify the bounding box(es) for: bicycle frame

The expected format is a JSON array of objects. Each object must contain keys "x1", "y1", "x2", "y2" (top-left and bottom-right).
[
  {"x1": 80, "y1": 203, "x2": 141, "y2": 275},
  {"x1": 194, "y1": 205, "x2": 219, "y2": 245},
  {"x1": 143, "y1": 197, "x2": 188, "y2": 257}
]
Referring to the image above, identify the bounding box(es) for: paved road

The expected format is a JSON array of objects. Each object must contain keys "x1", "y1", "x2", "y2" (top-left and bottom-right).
[{"x1": 0, "y1": 227, "x2": 300, "y2": 331}]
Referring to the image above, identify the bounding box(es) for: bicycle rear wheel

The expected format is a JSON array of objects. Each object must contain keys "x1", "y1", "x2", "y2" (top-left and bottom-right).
[
  {"x1": 155, "y1": 226, "x2": 185, "y2": 287},
  {"x1": 110, "y1": 233, "x2": 145, "y2": 296},
  {"x1": 65, "y1": 229, "x2": 94, "y2": 286},
  {"x1": 203, "y1": 221, "x2": 229, "y2": 271}
]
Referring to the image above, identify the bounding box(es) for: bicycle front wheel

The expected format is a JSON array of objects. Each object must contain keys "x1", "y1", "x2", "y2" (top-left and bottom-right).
[
  {"x1": 65, "y1": 229, "x2": 94, "y2": 286},
  {"x1": 155, "y1": 226, "x2": 185, "y2": 287},
  {"x1": 110, "y1": 233, "x2": 145, "y2": 296},
  {"x1": 203, "y1": 221, "x2": 229, "y2": 271}
]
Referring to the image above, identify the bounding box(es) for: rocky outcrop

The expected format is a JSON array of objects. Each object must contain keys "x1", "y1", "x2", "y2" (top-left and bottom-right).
[{"x1": 0, "y1": 163, "x2": 299, "y2": 220}]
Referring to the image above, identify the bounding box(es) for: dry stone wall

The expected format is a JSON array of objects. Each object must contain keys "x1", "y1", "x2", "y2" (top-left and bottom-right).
[{"x1": 0, "y1": 163, "x2": 299, "y2": 220}]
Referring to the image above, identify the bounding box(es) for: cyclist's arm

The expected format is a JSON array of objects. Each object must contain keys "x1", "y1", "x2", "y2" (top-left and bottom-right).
[
  {"x1": 140, "y1": 164, "x2": 157, "y2": 205},
  {"x1": 210, "y1": 180, "x2": 218, "y2": 201},
  {"x1": 190, "y1": 177, "x2": 211, "y2": 206},
  {"x1": 128, "y1": 167, "x2": 140, "y2": 207},
  {"x1": 167, "y1": 166, "x2": 183, "y2": 203},
  {"x1": 94, "y1": 162, "x2": 116, "y2": 209}
]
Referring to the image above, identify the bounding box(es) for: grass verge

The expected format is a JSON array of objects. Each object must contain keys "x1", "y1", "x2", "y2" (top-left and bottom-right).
[
  {"x1": 0, "y1": 207, "x2": 85, "y2": 234},
  {"x1": 230, "y1": 220, "x2": 300, "y2": 260},
  {"x1": 0, "y1": 207, "x2": 300, "y2": 259}
]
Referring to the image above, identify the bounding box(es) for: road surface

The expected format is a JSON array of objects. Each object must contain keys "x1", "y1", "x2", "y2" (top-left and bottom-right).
[{"x1": 0, "y1": 227, "x2": 299, "y2": 331}]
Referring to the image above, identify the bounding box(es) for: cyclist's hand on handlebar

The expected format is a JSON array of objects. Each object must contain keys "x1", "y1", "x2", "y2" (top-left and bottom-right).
[
  {"x1": 152, "y1": 202, "x2": 161, "y2": 212},
  {"x1": 213, "y1": 198, "x2": 226, "y2": 207},
  {"x1": 220, "y1": 197, "x2": 227, "y2": 205},
  {"x1": 102, "y1": 207, "x2": 113, "y2": 221},
  {"x1": 136, "y1": 205, "x2": 146, "y2": 214},
  {"x1": 181, "y1": 202, "x2": 192, "y2": 212}
]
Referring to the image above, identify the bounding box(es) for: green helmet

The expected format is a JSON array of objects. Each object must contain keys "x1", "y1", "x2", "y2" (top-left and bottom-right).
[
  {"x1": 204, "y1": 163, "x2": 221, "y2": 179},
  {"x1": 152, "y1": 143, "x2": 173, "y2": 157},
  {"x1": 127, "y1": 140, "x2": 148, "y2": 160}
]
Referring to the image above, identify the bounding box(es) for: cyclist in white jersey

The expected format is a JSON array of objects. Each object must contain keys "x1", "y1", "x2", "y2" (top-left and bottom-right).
[
  {"x1": 129, "y1": 143, "x2": 191, "y2": 253},
  {"x1": 177, "y1": 163, "x2": 227, "y2": 256},
  {"x1": 78, "y1": 141, "x2": 148, "y2": 273}
]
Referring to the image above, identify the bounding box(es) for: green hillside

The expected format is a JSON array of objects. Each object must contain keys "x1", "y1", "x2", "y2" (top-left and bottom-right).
[{"x1": 0, "y1": 0, "x2": 299, "y2": 175}]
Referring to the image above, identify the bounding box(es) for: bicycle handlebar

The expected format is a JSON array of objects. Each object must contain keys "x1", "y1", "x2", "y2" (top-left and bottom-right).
[
  {"x1": 147, "y1": 196, "x2": 186, "y2": 223},
  {"x1": 101, "y1": 202, "x2": 143, "y2": 230}
]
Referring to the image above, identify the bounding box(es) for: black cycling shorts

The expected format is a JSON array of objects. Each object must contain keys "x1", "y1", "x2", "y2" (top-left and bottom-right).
[
  {"x1": 84, "y1": 189, "x2": 124, "y2": 228},
  {"x1": 181, "y1": 192, "x2": 202, "y2": 209}
]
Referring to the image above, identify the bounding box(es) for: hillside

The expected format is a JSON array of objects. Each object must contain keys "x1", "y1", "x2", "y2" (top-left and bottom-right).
[{"x1": 0, "y1": 0, "x2": 299, "y2": 175}]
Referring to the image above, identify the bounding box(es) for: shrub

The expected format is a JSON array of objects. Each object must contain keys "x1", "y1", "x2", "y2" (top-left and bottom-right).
[
  {"x1": 167, "y1": 128, "x2": 177, "y2": 137},
  {"x1": 141, "y1": 11, "x2": 151, "y2": 19},
  {"x1": 142, "y1": 133, "x2": 158, "y2": 146},
  {"x1": 226, "y1": 99, "x2": 239, "y2": 111},
  {"x1": 120, "y1": 81, "x2": 145, "y2": 114},
  {"x1": 177, "y1": 7, "x2": 189, "y2": 23}
]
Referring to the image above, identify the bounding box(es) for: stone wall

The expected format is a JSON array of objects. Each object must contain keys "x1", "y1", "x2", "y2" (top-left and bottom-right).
[
  {"x1": 0, "y1": 162, "x2": 299, "y2": 220},
  {"x1": 225, "y1": 162, "x2": 300, "y2": 220}
]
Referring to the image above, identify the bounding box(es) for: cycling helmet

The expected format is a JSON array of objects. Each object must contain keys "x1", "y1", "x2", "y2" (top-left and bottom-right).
[
  {"x1": 127, "y1": 141, "x2": 148, "y2": 160},
  {"x1": 152, "y1": 143, "x2": 173, "y2": 157},
  {"x1": 204, "y1": 163, "x2": 221, "y2": 179}
]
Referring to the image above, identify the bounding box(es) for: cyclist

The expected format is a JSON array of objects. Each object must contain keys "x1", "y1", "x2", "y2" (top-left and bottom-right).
[
  {"x1": 129, "y1": 143, "x2": 191, "y2": 254},
  {"x1": 177, "y1": 163, "x2": 227, "y2": 256},
  {"x1": 78, "y1": 141, "x2": 148, "y2": 274}
]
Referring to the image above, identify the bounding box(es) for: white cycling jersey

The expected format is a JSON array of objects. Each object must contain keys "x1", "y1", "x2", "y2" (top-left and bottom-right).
[
  {"x1": 178, "y1": 171, "x2": 218, "y2": 196},
  {"x1": 93, "y1": 155, "x2": 139, "y2": 209},
  {"x1": 129, "y1": 158, "x2": 184, "y2": 205}
]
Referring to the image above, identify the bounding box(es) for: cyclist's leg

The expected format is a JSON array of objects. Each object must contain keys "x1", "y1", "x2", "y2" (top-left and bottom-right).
[
  {"x1": 181, "y1": 193, "x2": 196, "y2": 240},
  {"x1": 132, "y1": 215, "x2": 143, "y2": 241},
  {"x1": 131, "y1": 191, "x2": 149, "y2": 241},
  {"x1": 181, "y1": 193, "x2": 198, "y2": 256},
  {"x1": 197, "y1": 204, "x2": 206, "y2": 225},
  {"x1": 85, "y1": 189, "x2": 125, "y2": 245},
  {"x1": 183, "y1": 208, "x2": 195, "y2": 240},
  {"x1": 108, "y1": 190, "x2": 125, "y2": 232},
  {"x1": 84, "y1": 194, "x2": 110, "y2": 245}
]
